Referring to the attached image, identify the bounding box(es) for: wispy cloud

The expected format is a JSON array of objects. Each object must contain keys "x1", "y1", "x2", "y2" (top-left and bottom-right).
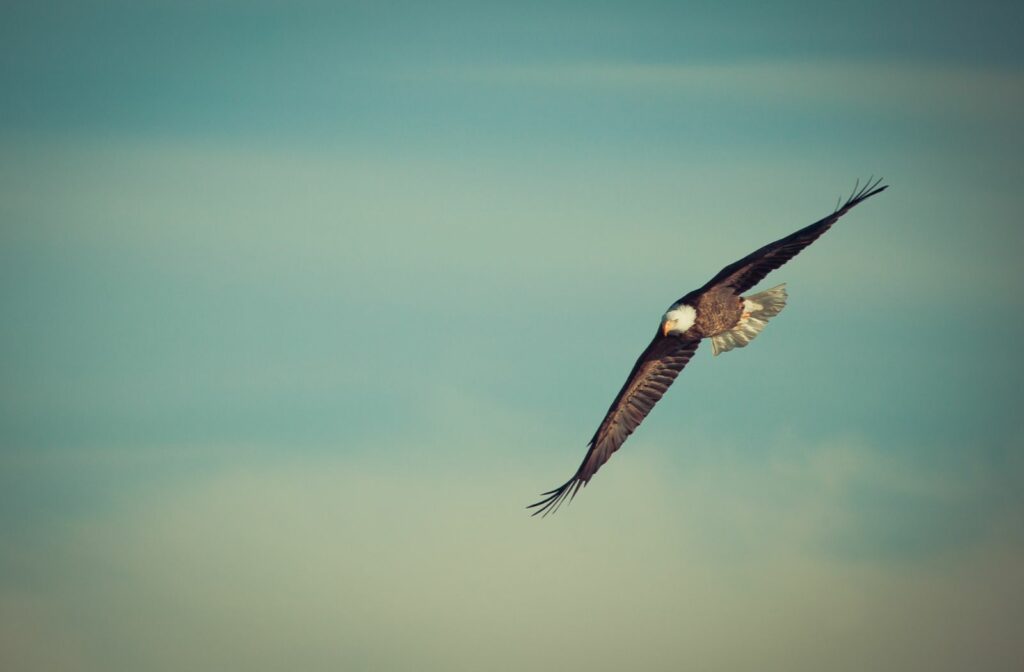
[
  {"x1": 422, "y1": 60, "x2": 1024, "y2": 122},
  {"x1": 3, "y1": 137, "x2": 1015, "y2": 307},
  {"x1": 2, "y1": 429, "x2": 1021, "y2": 671}
]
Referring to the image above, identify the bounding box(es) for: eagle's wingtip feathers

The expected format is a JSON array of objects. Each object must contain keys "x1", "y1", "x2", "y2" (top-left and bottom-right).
[
  {"x1": 837, "y1": 176, "x2": 887, "y2": 212},
  {"x1": 528, "y1": 477, "x2": 586, "y2": 517}
]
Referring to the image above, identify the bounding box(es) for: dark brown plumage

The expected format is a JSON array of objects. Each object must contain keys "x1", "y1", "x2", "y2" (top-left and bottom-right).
[{"x1": 529, "y1": 178, "x2": 887, "y2": 516}]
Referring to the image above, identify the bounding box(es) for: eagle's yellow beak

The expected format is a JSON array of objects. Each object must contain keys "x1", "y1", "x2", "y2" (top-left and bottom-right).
[{"x1": 662, "y1": 320, "x2": 673, "y2": 337}]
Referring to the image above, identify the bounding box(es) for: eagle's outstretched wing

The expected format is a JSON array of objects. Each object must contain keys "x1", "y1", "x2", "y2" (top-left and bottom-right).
[
  {"x1": 699, "y1": 178, "x2": 887, "y2": 296},
  {"x1": 528, "y1": 334, "x2": 700, "y2": 516}
]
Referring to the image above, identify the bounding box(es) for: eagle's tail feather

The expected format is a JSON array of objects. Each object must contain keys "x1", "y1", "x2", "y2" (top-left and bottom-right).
[{"x1": 711, "y1": 284, "x2": 788, "y2": 356}]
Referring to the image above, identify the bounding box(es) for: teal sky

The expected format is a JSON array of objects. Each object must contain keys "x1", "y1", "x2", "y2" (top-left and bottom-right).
[{"x1": 2, "y1": 2, "x2": 1023, "y2": 670}]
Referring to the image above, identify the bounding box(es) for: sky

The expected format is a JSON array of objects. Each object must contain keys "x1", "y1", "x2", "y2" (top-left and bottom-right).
[{"x1": 2, "y1": 1, "x2": 1023, "y2": 670}]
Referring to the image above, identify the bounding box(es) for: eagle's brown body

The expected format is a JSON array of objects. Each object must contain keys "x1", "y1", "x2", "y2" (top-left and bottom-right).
[{"x1": 690, "y1": 287, "x2": 745, "y2": 339}]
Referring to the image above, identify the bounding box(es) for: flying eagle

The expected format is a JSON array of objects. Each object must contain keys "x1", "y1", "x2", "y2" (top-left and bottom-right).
[{"x1": 529, "y1": 178, "x2": 887, "y2": 516}]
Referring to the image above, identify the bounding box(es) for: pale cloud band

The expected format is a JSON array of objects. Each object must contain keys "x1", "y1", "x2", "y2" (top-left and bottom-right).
[
  {"x1": 420, "y1": 60, "x2": 1024, "y2": 121},
  {"x1": 2, "y1": 430, "x2": 1021, "y2": 671}
]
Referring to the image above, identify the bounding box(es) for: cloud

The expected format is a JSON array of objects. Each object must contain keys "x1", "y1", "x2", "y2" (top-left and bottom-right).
[
  {"x1": 2, "y1": 428, "x2": 1021, "y2": 672},
  {"x1": 3, "y1": 135, "x2": 1014, "y2": 312},
  {"x1": 424, "y1": 60, "x2": 1024, "y2": 123}
]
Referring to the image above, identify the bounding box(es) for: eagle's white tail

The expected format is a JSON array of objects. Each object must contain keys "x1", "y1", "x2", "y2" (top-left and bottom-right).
[{"x1": 711, "y1": 284, "x2": 788, "y2": 356}]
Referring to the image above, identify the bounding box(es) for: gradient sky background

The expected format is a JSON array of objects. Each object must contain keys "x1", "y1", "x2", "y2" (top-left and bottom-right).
[{"x1": 2, "y1": 1, "x2": 1023, "y2": 670}]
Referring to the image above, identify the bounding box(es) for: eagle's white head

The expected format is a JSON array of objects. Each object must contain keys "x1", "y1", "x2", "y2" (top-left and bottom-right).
[{"x1": 662, "y1": 304, "x2": 697, "y2": 337}]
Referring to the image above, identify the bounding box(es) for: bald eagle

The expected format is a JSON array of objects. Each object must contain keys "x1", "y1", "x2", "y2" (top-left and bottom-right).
[{"x1": 529, "y1": 178, "x2": 887, "y2": 516}]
